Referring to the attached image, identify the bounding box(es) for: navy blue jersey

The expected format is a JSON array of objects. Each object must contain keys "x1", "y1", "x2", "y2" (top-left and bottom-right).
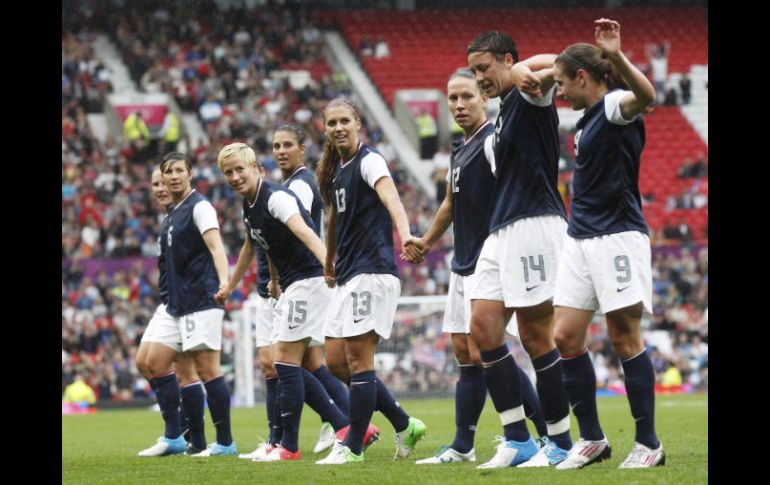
[
  {"x1": 255, "y1": 245, "x2": 270, "y2": 299},
  {"x1": 332, "y1": 143, "x2": 398, "y2": 286},
  {"x1": 157, "y1": 213, "x2": 171, "y2": 305},
  {"x1": 163, "y1": 191, "x2": 221, "y2": 317},
  {"x1": 568, "y1": 90, "x2": 649, "y2": 238},
  {"x1": 242, "y1": 180, "x2": 323, "y2": 291},
  {"x1": 284, "y1": 167, "x2": 323, "y2": 236},
  {"x1": 450, "y1": 121, "x2": 496, "y2": 276},
  {"x1": 490, "y1": 88, "x2": 566, "y2": 231}
]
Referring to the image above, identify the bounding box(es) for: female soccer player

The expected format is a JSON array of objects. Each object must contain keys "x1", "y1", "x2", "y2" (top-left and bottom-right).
[
  {"x1": 136, "y1": 168, "x2": 206, "y2": 457},
  {"x1": 216, "y1": 142, "x2": 348, "y2": 461},
  {"x1": 315, "y1": 99, "x2": 426, "y2": 465},
  {"x1": 548, "y1": 19, "x2": 663, "y2": 469},
  {"x1": 160, "y1": 151, "x2": 235, "y2": 457},
  {"x1": 405, "y1": 69, "x2": 548, "y2": 465}
]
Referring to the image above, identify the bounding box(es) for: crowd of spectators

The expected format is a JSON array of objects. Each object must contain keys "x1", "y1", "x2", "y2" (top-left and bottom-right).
[{"x1": 62, "y1": 1, "x2": 706, "y2": 403}]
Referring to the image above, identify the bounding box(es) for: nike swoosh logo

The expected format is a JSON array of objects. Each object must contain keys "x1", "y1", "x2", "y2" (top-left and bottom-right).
[
  {"x1": 526, "y1": 285, "x2": 540, "y2": 291},
  {"x1": 288, "y1": 324, "x2": 299, "y2": 330},
  {"x1": 353, "y1": 318, "x2": 364, "y2": 323},
  {"x1": 617, "y1": 286, "x2": 631, "y2": 292},
  {"x1": 280, "y1": 412, "x2": 292, "y2": 417},
  {"x1": 186, "y1": 334, "x2": 194, "y2": 339}
]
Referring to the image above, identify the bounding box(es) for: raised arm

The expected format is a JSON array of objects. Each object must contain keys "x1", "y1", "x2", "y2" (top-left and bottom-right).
[
  {"x1": 595, "y1": 18, "x2": 655, "y2": 119},
  {"x1": 512, "y1": 54, "x2": 557, "y2": 96}
]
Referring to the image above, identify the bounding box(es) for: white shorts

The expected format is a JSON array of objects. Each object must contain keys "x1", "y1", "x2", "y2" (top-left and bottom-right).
[
  {"x1": 141, "y1": 304, "x2": 182, "y2": 352},
  {"x1": 180, "y1": 308, "x2": 225, "y2": 352},
  {"x1": 447, "y1": 272, "x2": 520, "y2": 337},
  {"x1": 273, "y1": 277, "x2": 328, "y2": 345},
  {"x1": 325, "y1": 273, "x2": 400, "y2": 339},
  {"x1": 255, "y1": 295, "x2": 278, "y2": 348},
  {"x1": 554, "y1": 231, "x2": 653, "y2": 315},
  {"x1": 471, "y1": 215, "x2": 566, "y2": 308}
]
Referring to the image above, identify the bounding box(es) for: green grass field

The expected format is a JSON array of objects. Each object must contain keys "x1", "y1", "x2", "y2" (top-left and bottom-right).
[{"x1": 62, "y1": 393, "x2": 707, "y2": 484}]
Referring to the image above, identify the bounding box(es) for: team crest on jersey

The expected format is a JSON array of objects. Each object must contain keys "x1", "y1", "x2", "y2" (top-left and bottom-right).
[
  {"x1": 245, "y1": 218, "x2": 270, "y2": 250},
  {"x1": 574, "y1": 129, "x2": 583, "y2": 156}
]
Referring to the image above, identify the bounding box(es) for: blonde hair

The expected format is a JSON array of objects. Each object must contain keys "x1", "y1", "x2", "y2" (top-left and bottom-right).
[{"x1": 217, "y1": 142, "x2": 259, "y2": 172}]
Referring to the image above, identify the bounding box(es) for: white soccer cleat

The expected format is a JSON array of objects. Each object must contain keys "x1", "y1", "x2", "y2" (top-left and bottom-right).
[
  {"x1": 555, "y1": 437, "x2": 611, "y2": 470},
  {"x1": 314, "y1": 422, "x2": 336, "y2": 453},
  {"x1": 316, "y1": 441, "x2": 364, "y2": 464},
  {"x1": 238, "y1": 441, "x2": 273, "y2": 460},
  {"x1": 138, "y1": 436, "x2": 186, "y2": 457},
  {"x1": 415, "y1": 445, "x2": 476, "y2": 464},
  {"x1": 517, "y1": 436, "x2": 569, "y2": 467},
  {"x1": 619, "y1": 442, "x2": 665, "y2": 468},
  {"x1": 476, "y1": 435, "x2": 539, "y2": 469}
]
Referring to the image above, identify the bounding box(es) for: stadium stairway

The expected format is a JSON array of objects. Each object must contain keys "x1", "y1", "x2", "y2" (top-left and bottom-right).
[{"x1": 323, "y1": 31, "x2": 434, "y2": 196}]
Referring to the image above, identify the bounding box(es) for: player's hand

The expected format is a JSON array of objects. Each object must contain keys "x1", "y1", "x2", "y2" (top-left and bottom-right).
[
  {"x1": 214, "y1": 283, "x2": 231, "y2": 305},
  {"x1": 401, "y1": 237, "x2": 428, "y2": 263},
  {"x1": 512, "y1": 63, "x2": 543, "y2": 97},
  {"x1": 595, "y1": 18, "x2": 621, "y2": 57},
  {"x1": 268, "y1": 279, "x2": 282, "y2": 299},
  {"x1": 324, "y1": 263, "x2": 336, "y2": 288}
]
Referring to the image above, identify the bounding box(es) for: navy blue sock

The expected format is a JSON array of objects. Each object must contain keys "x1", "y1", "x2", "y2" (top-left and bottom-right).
[
  {"x1": 375, "y1": 377, "x2": 410, "y2": 433},
  {"x1": 181, "y1": 382, "x2": 207, "y2": 449},
  {"x1": 302, "y1": 368, "x2": 349, "y2": 430},
  {"x1": 152, "y1": 373, "x2": 181, "y2": 439},
  {"x1": 272, "y1": 379, "x2": 283, "y2": 443},
  {"x1": 622, "y1": 350, "x2": 660, "y2": 449},
  {"x1": 450, "y1": 364, "x2": 487, "y2": 453},
  {"x1": 313, "y1": 365, "x2": 350, "y2": 417},
  {"x1": 265, "y1": 377, "x2": 280, "y2": 445},
  {"x1": 532, "y1": 349, "x2": 572, "y2": 450},
  {"x1": 480, "y1": 344, "x2": 530, "y2": 442},
  {"x1": 562, "y1": 350, "x2": 604, "y2": 441},
  {"x1": 275, "y1": 363, "x2": 304, "y2": 453},
  {"x1": 343, "y1": 370, "x2": 377, "y2": 455},
  {"x1": 178, "y1": 394, "x2": 189, "y2": 442},
  {"x1": 204, "y1": 376, "x2": 233, "y2": 446},
  {"x1": 517, "y1": 366, "x2": 548, "y2": 439}
]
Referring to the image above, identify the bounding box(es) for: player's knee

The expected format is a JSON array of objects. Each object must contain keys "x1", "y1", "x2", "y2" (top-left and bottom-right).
[
  {"x1": 259, "y1": 358, "x2": 276, "y2": 378},
  {"x1": 554, "y1": 325, "x2": 581, "y2": 355}
]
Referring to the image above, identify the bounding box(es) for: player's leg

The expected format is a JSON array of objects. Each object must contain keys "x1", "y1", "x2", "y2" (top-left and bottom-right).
[{"x1": 175, "y1": 353, "x2": 206, "y2": 453}]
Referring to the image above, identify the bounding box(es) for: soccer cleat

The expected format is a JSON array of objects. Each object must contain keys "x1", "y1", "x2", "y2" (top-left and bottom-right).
[
  {"x1": 190, "y1": 441, "x2": 238, "y2": 457},
  {"x1": 618, "y1": 442, "x2": 665, "y2": 468},
  {"x1": 517, "y1": 436, "x2": 569, "y2": 467},
  {"x1": 393, "y1": 417, "x2": 427, "y2": 459},
  {"x1": 415, "y1": 445, "x2": 476, "y2": 464},
  {"x1": 138, "y1": 435, "x2": 187, "y2": 457},
  {"x1": 555, "y1": 437, "x2": 611, "y2": 470},
  {"x1": 314, "y1": 422, "x2": 336, "y2": 453},
  {"x1": 260, "y1": 445, "x2": 301, "y2": 461},
  {"x1": 185, "y1": 443, "x2": 206, "y2": 456},
  {"x1": 335, "y1": 423, "x2": 381, "y2": 451},
  {"x1": 316, "y1": 442, "x2": 364, "y2": 464},
  {"x1": 238, "y1": 441, "x2": 275, "y2": 460},
  {"x1": 476, "y1": 435, "x2": 539, "y2": 469}
]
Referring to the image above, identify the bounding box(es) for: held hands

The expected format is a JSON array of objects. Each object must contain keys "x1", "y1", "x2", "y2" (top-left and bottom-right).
[
  {"x1": 595, "y1": 18, "x2": 622, "y2": 58},
  {"x1": 214, "y1": 282, "x2": 231, "y2": 305},
  {"x1": 400, "y1": 236, "x2": 429, "y2": 264}
]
